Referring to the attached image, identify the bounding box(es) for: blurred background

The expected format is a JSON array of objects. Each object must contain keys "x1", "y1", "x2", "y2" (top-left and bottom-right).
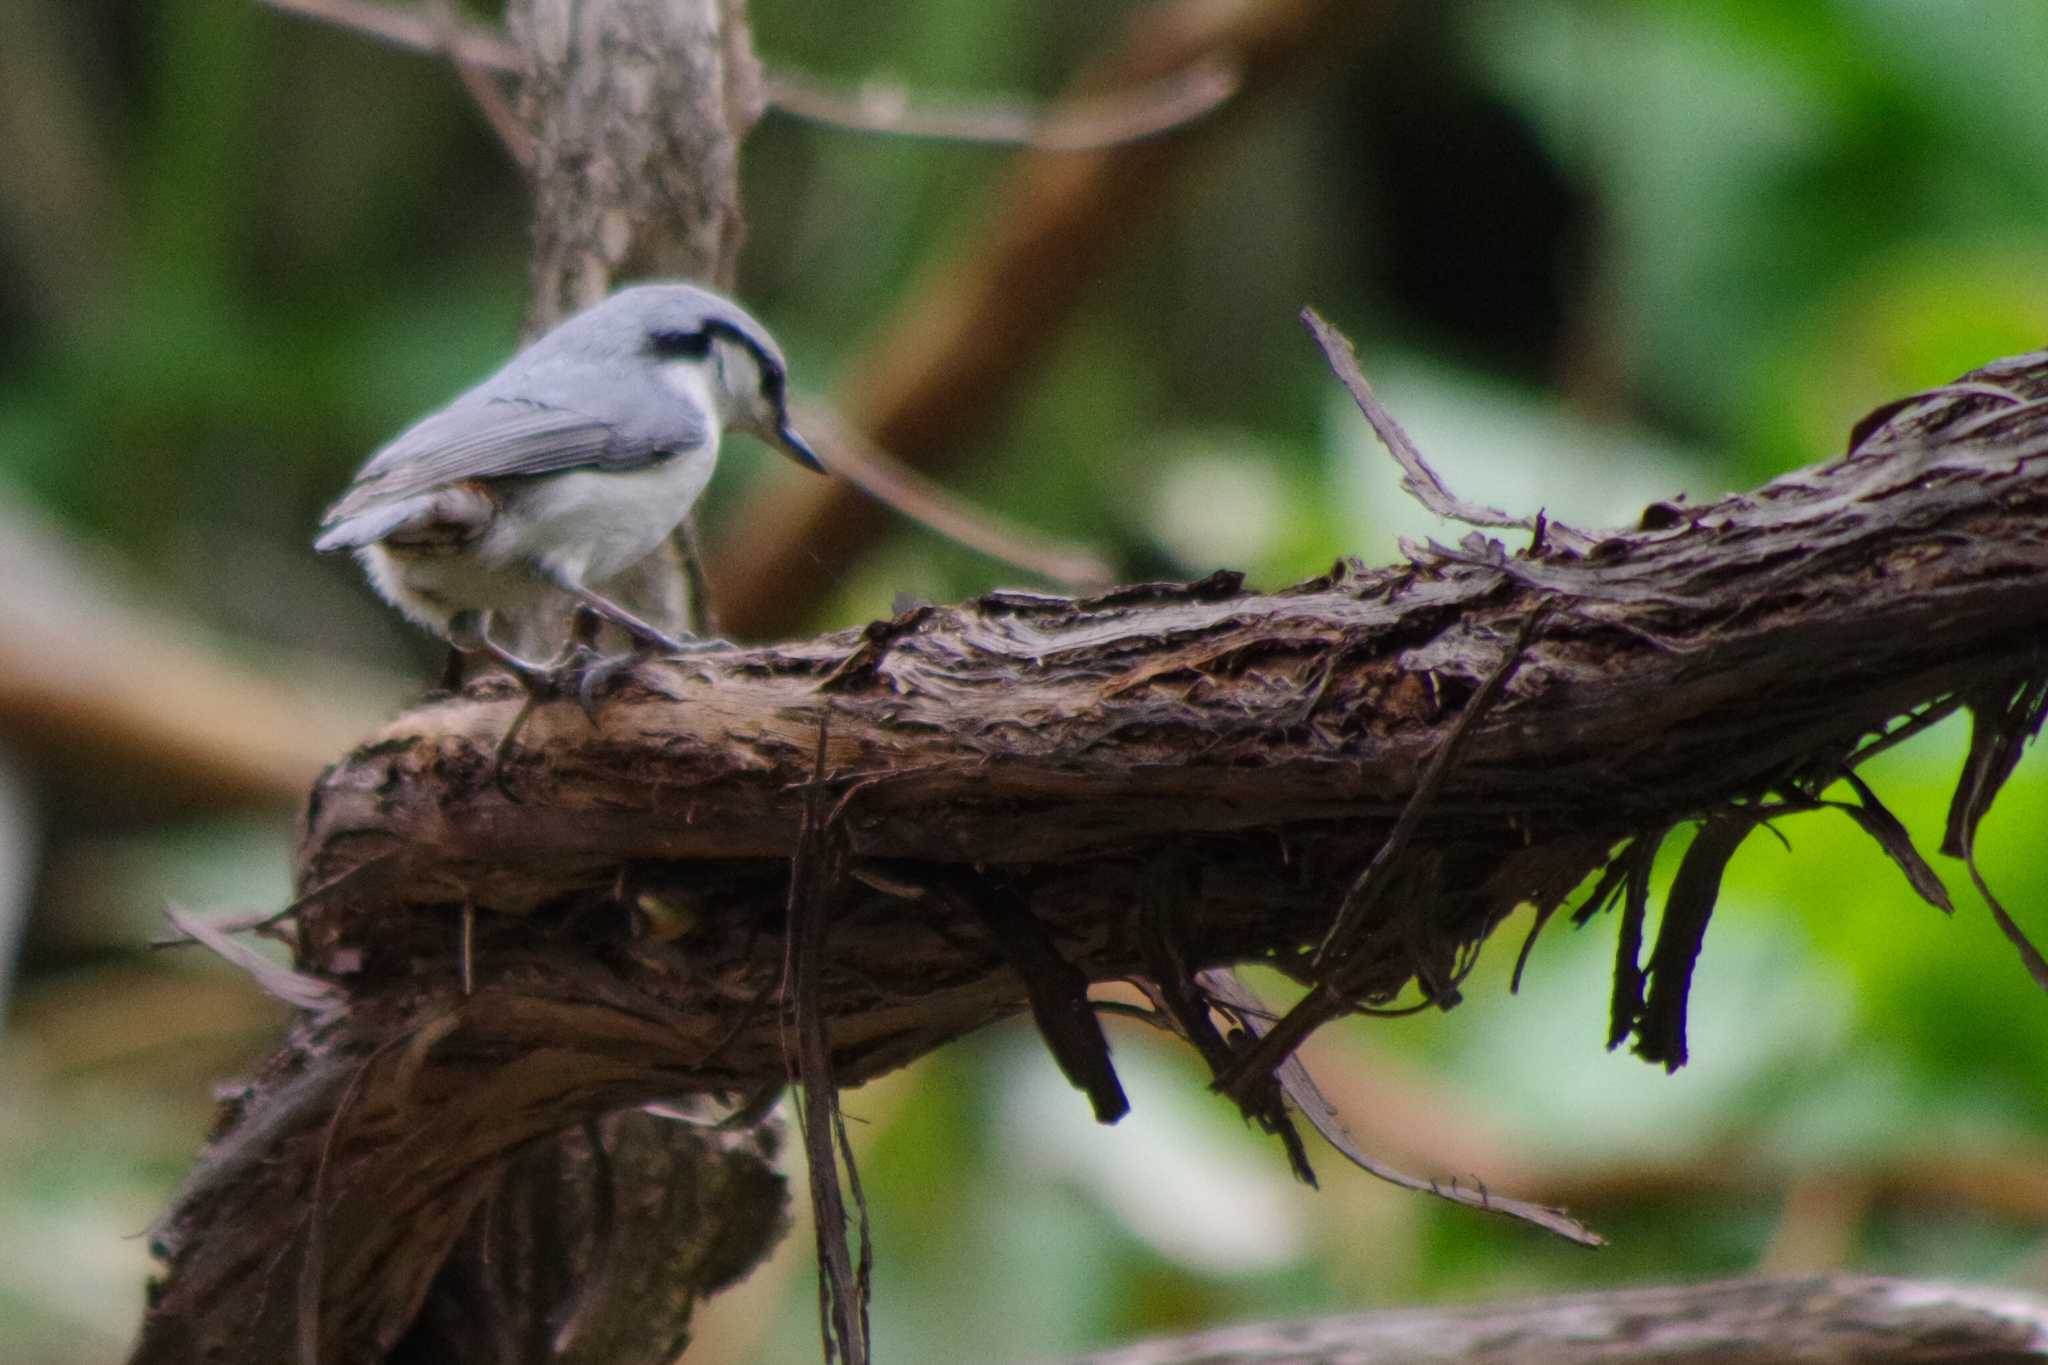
[{"x1": 3, "y1": 1, "x2": 2048, "y2": 1361}]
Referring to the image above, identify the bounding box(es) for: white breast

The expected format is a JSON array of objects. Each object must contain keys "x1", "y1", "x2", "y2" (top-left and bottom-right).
[
  {"x1": 493, "y1": 443, "x2": 721, "y2": 582},
  {"x1": 480, "y1": 358, "x2": 725, "y2": 583}
]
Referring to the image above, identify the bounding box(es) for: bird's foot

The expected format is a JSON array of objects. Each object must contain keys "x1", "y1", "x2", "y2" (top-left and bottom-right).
[
  {"x1": 561, "y1": 649, "x2": 645, "y2": 727},
  {"x1": 490, "y1": 643, "x2": 635, "y2": 729},
  {"x1": 486, "y1": 645, "x2": 609, "y2": 798}
]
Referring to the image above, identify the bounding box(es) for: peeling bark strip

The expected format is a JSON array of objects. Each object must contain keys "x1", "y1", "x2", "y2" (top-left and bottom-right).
[{"x1": 140, "y1": 353, "x2": 2048, "y2": 1361}]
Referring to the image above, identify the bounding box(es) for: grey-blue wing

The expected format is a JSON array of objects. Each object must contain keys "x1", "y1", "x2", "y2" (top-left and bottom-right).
[{"x1": 320, "y1": 398, "x2": 694, "y2": 527}]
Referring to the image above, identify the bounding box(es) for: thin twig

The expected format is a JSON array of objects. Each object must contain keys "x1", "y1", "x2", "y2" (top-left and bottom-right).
[
  {"x1": 792, "y1": 399, "x2": 1114, "y2": 588},
  {"x1": 151, "y1": 854, "x2": 396, "y2": 946},
  {"x1": 783, "y1": 712, "x2": 870, "y2": 1365},
  {"x1": 763, "y1": 60, "x2": 1238, "y2": 151},
  {"x1": 1218, "y1": 603, "x2": 1552, "y2": 1100},
  {"x1": 426, "y1": 0, "x2": 532, "y2": 167},
  {"x1": 1200, "y1": 969, "x2": 1603, "y2": 1247},
  {"x1": 257, "y1": 0, "x2": 517, "y2": 69},
  {"x1": 1315, "y1": 604, "x2": 1552, "y2": 968},
  {"x1": 258, "y1": 0, "x2": 1236, "y2": 154}
]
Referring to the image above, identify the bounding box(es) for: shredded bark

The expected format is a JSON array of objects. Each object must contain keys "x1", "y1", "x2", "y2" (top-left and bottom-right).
[{"x1": 133, "y1": 350, "x2": 2048, "y2": 1361}]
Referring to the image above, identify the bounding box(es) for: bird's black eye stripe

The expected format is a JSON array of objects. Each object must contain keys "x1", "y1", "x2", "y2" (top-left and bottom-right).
[
  {"x1": 648, "y1": 328, "x2": 711, "y2": 359},
  {"x1": 700, "y1": 320, "x2": 787, "y2": 399}
]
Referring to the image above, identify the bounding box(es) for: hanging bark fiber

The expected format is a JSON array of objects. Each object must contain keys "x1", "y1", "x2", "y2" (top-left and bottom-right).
[{"x1": 137, "y1": 343, "x2": 2048, "y2": 1363}]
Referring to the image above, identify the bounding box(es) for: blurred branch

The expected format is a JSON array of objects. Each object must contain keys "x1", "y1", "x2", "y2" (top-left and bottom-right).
[
  {"x1": 0, "y1": 3, "x2": 124, "y2": 325},
  {"x1": 793, "y1": 398, "x2": 1114, "y2": 588},
  {"x1": 762, "y1": 60, "x2": 1238, "y2": 151},
  {"x1": 708, "y1": 0, "x2": 1393, "y2": 638},
  {"x1": 1062, "y1": 1275, "x2": 2048, "y2": 1364},
  {"x1": 256, "y1": 0, "x2": 517, "y2": 69},
  {"x1": 256, "y1": 0, "x2": 1240, "y2": 152},
  {"x1": 427, "y1": 0, "x2": 532, "y2": 166},
  {"x1": 0, "y1": 494, "x2": 392, "y2": 809}
]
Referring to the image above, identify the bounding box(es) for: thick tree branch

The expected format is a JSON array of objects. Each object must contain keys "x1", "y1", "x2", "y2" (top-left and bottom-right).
[{"x1": 131, "y1": 350, "x2": 2048, "y2": 1359}]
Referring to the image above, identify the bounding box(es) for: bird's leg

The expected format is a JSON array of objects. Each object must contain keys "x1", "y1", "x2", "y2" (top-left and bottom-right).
[
  {"x1": 534, "y1": 604, "x2": 604, "y2": 677},
  {"x1": 438, "y1": 644, "x2": 467, "y2": 693},
  {"x1": 533, "y1": 563, "x2": 739, "y2": 655},
  {"x1": 552, "y1": 606, "x2": 614, "y2": 728},
  {"x1": 544, "y1": 599, "x2": 700, "y2": 722},
  {"x1": 569, "y1": 602, "x2": 603, "y2": 652},
  {"x1": 533, "y1": 565, "x2": 689, "y2": 654},
  {"x1": 445, "y1": 609, "x2": 560, "y2": 693},
  {"x1": 445, "y1": 611, "x2": 581, "y2": 796}
]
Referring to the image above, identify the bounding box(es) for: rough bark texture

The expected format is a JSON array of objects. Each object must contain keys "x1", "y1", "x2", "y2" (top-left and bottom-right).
[
  {"x1": 131, "y1": 352, "x2": 2048, "y2": 1360},
  {"x1": 1063, "y1": 1274, "x2": 2048, "y2": 1364},
  {"x1": 507, "y1": 0, "x2": 764, "y2": 654},
  {"x1": 516, "y1": 0, "x2": 759, "y2": 322}
]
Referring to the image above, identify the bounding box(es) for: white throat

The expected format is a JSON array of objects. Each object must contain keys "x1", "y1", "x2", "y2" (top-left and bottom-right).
[{"x1": 657, "y1": 355, "x2": 724, "y2": 427}]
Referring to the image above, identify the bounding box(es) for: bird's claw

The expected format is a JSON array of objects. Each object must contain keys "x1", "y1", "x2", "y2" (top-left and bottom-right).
[
  {"x1": 509, "y1": 645, "x2": 639, "y2": 730},
  {"x1": 566, "y1": 651, "x2": 643, "y2": 727}
]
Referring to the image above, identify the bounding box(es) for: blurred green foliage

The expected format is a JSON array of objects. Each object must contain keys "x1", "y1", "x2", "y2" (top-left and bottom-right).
[{"x1": 3, "y1": 1, "x2": 2047, "y2": 1362}]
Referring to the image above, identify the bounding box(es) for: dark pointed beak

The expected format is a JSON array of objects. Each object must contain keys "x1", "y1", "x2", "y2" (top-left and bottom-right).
[{"x1": 776, "y1": 419, "x2": 825, "y2": 473}]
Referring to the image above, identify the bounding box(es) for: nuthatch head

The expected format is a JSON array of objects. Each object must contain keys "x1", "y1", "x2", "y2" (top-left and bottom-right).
[{"x1": 314, "y1": 282, "x2": 821, "y2": 670}]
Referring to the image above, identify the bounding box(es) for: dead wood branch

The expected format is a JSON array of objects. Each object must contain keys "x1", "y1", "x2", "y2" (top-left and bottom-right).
[
  {"x1": 256, "y1": 0, "x2": 1239, "y2": 152},
  {"x1": 1060, "y1": 1274, "x2": 2048, "y2": 1364},
  {"x1": 130, "y1": 350, "x2": 2048, "y2": 1359},
  {"x1": 762, "y1": 60, "x2": 1238, "y2": 151}
]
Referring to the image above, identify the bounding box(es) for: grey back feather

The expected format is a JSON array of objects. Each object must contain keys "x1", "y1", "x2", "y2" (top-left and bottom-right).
[
  {"x1": 320, "y1": 401, "x2": 655, "y2": 526},
  {"x1": 316, "y1": 284, "x2": 756, "y2": 537}
]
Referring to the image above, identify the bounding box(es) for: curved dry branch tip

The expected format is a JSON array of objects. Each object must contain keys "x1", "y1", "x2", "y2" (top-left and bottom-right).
[
  {"x1": 1205, "y1": 970, "x2": 1604, "y2": 1248},
  {"x1": 1826, "y1": 771, "x2": 1953, "y2": 914},
  {"x1": 763, "y1": 58, "x2": 1239, "y2": 152},
  {"x1": 1302, "y1": 306, "x2": 1532, "y2": 532}
]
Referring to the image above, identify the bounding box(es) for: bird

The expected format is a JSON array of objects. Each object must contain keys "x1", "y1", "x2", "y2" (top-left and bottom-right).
[{"x1": 314, "y1": 282, "x2": 822, "y2": 699}]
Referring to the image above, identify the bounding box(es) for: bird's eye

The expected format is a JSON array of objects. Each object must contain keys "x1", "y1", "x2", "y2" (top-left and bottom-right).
[{"x1": 649, "y1": 328, "x2": 711, "y2": 359}]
